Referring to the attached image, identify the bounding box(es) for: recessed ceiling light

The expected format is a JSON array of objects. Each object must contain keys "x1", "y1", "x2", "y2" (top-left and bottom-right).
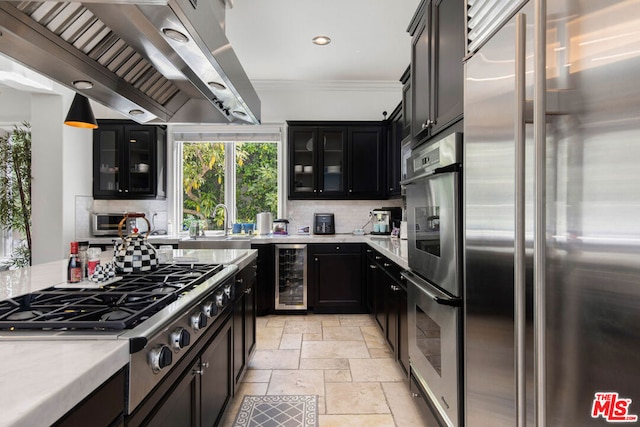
[
  {"x1": 162, "y1": 28, "x2": 189, "y2": 43},
  {"x1": 129, "y1": 109, "x2": 144, "y2": 116},
  {"x1": 312, "y1": 36, "x2": 331, "y2": 46},
  {"x1": 72, "y1": 80, "x2": 93, "y2": 90},
  {"x1": 208, "y1": 81, "x2": 227, "y2": 90}
]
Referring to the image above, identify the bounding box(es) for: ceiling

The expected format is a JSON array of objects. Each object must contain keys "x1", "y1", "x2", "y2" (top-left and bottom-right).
[{"x1": 225, "y1": 0, "x2": 420, "y2": 83}]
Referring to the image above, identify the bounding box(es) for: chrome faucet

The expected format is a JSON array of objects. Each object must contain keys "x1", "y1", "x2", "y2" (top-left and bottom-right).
[{"x1": 213, "y1": 204, "x2": 229, "y2": 236}]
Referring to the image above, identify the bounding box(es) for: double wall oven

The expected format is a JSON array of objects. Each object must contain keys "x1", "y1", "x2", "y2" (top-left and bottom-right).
[{"x1": 401, "y1": 131, "x2": 462, "y2": 427}]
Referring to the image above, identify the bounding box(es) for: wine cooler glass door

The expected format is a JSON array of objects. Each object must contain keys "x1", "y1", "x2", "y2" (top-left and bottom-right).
[{"x1": 275, "y1": 244, "x2": 307, "y2": 310}]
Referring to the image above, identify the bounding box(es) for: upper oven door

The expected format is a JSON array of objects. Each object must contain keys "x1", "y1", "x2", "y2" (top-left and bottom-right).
[{"x1": 405, "y1": 170, "x2": 461, "y2": 297}]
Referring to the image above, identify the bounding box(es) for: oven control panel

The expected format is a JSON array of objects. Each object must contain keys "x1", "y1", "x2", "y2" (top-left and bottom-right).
[{"x1": 409, "y1": 132, "x2": 461, "y2": 178}]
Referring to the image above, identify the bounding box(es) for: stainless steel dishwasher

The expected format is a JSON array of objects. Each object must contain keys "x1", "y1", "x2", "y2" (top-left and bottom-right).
[{"x1": 275, "y1": 244, "x2": 307, "y2": 310}]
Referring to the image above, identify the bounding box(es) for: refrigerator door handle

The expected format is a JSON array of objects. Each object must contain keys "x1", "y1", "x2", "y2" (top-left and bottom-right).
[
  {"x1": 534, "y1": 0, "x2": 548, "y2": 424},
  {"x1": 514, "y1": 12, "x2": 527, "y2": 427}
]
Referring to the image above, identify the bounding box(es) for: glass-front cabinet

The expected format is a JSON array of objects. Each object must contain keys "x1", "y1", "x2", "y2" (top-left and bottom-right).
[
  {"x1": 93, "y1": 120, "x2": 166, "y2": 199},
  {"x1": 289, "y1": 126, "x2": 346, "y2": 198}
]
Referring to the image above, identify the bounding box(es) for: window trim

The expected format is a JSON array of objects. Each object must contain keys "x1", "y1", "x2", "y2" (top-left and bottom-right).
[{"x1": 170, "y1": 124, "x2": 285, "y2": 232}]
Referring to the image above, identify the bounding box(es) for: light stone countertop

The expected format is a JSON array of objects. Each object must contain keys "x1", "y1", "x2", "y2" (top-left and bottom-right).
[
  {"x1": 0, "y1": 340, "x2": 129, "y2": 427},
  {"x1": 85, "y1": 234, "x2": 409, "y2": 269},
  {"x1": 0, "y1": 249, "x2": 256, "y2": 427}
]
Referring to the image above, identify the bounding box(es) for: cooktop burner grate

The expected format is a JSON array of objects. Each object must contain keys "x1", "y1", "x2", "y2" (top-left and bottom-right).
[{"x1": 0, "y1": 263, "x2": 223, "y2": 331}]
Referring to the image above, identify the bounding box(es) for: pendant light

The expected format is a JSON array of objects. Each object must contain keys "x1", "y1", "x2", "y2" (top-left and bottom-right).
[{"x1": 64, "y1": 93, "x2": 98, "y2": 129}]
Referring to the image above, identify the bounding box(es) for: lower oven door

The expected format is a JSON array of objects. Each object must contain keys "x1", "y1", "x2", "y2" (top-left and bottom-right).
[
  {"x1": 403, "y1": 270, "x2": 461, "y2": 427},
  {"x1": 404, "y1": 169, "x2": 461, "y2": 297}
]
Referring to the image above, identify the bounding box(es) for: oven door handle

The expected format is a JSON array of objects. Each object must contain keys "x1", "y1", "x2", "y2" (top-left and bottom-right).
[
  {"x1": 399, "y1": 163, "x2": 461, "y2": 186},
  {"x1": 401, "y1": 271, "x2": 462, "y2": 307}
]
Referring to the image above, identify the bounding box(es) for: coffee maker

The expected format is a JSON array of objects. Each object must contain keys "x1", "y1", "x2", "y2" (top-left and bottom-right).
[{"x1": 371, "y1": 207, "x2": 402, "y2": 236}]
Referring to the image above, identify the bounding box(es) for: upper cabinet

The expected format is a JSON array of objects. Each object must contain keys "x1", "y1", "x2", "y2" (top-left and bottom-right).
[
  {"x1": 288, "y1": 121, "x2": 386, "y2": 200},
  {"x1": 409, "y1": 0, "x2": 464, "y2": 143},
  {"x1": 386, "y1": 103, "x2": 404, "y2": 197},
  {"x1": 93, "y1": 120, "x2": 166, "y2": 199}
]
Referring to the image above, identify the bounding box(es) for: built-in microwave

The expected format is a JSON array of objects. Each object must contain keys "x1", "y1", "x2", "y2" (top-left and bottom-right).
[{"x1": 92, "y1": 213, "x2": 149, "y2": 237}]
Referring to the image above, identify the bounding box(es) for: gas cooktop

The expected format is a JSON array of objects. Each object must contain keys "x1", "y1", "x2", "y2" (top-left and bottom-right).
[{"x1": 0, "y1": 263, "x2": 223, "y2": 331}]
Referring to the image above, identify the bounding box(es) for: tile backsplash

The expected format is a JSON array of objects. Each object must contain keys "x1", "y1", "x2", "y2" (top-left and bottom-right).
[{"x1": 286, "y1": 199, "x2": 403, "y2": 235}]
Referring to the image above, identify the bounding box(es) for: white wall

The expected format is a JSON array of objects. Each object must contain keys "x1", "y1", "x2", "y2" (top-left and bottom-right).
[{"x1": 254, "y1": 80, "x2": 402, "y2": 122}]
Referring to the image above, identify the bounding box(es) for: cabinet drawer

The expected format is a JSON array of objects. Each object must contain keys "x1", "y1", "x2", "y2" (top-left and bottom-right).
[{"x1": 312, "y1": 243, "x2": 362, "y2": 255}]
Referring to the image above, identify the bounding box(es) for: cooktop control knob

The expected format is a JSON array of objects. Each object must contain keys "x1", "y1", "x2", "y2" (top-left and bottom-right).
[
  {"x1": 224, "y1": 283, "x2": 233, "y2": 301},
  {"x1": 202, "y1": 300, "x2": 218, "y2": 318},
  {"x1": 190, "y1": 312, "x2": 207, "y2": 331},
  {"x1": 170, "y1": 327, "x2": 191, "y2": 351},
  {"x1": 215, "y1": 291, "x2": 225, "y2": 308},
  {"x1": 149, "y1": 345, "x2": 172, "y2": 373}
]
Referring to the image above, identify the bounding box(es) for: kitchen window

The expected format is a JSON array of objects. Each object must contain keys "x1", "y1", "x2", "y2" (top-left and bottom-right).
[{"x1": 173, "y1": 126, "x2": 284, "y2": 231}]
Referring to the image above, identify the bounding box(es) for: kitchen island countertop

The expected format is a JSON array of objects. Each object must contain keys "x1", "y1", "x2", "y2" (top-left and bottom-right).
[{"x1": 0, "y1": 249, "x2": 257, "y2": 427}]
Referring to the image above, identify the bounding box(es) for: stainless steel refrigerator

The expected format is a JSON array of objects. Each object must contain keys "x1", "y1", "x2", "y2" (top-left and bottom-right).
[{"x1": 464, "y1": 0, "x2": 640, "y2": 425}]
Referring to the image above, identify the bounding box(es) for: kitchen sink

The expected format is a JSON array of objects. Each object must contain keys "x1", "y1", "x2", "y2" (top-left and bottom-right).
[{"x1": 178, "y1": 235, "x2": 251, "y2": 250}]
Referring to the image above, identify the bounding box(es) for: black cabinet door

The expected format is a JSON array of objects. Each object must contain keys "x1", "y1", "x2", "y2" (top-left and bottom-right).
[
  {"x1": 200, "y1": 318, "x2": 233, "y2": 427},
  {"x1": 410, "y1": 0, "x2": 432, "y2": 141},
  {"x1": 93, "y1": 120, "x2": 166, "y2": 199},
  {"x1": 431, "y1": 0, "x2": 464, "y2": 135},
  {"x1": 252, "y1": 244, "x2": 274, "y2": 316},
  {"x1": 348, "y1": 126, "x2": 384, "y2": 197},
  {"x1": 386, "y1": 105, "x2": 403, "y2": 197},
  {"x1": 365, "y1": 250, "x2": 377, "y2": 313},
  {"x1": 310, "y1": 244, "x2": 365, "y2": 313},
  {"x1": 317, "y1": 127, "x2": 347, "y2": 197},
  {"x1": 397, "y1": 282, "x2": 410, "y2": 377},
  {"x1": 233, "y1": 291, "x2": 246, "y2": 387},
  {"x1": 142, "y1": 361, "x2": 200, "y2": 427},
  {"x1": 244, "y1": 270, "x2": 257, "y2": 360},
  {"x1": 385, "y1": 275, "x2": 398, "y2": 354},
  {"x1": 289, "y1": 127, "x2": 318, "y2": 198}
]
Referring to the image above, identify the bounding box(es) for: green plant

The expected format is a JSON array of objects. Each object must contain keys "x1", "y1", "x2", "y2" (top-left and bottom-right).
[{"x1": 0, "y1": 122, "x2": 32, "y2": 268}]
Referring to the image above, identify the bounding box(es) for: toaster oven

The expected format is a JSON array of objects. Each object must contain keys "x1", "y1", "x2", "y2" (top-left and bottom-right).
[{"x1": 92, "y1": 213, "x2": 149, "y2": 237}]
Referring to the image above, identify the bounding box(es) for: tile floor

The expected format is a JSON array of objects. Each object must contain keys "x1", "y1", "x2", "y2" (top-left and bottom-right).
[{"x1": 219, "y1": 313, "x2": 427, "y2": 427}]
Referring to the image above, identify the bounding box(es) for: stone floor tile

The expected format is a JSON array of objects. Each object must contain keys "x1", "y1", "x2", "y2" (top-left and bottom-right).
[
  {"x1": 248, "y1": 349, "x2": 300, "y2": 370},
  {"x1": 361, "y1": 326, "x2": 387, "y2": 349},
  {"x1": 382, "y1": 382, "x2": 426, "y2": 427},
  {"x1": 301, "y1": 340, "x2": 369, "y2": 359},
  {"x1": 325, "y1": 382, "x2": 390, "y2": 414},
  {"x1": 368, "y1": 347, "x2": 395, "y2": 359},
  {"x1": 299, "y1": 358, "x2": 350, "y2": 370},
  {"x1": 265, "y1": 317, "x2": 286, "y2": 327},
  {"x1": 284, "y1": 320, "x2": 323, "y2": 334},
  {"x1": 322, "y1": 320, "x2": 341, "y2": 327},
  {"x1": 266, "y1": 369, "x2": 325, "y2": 396},
  {"x1": 324, "y1": 369, "x2": 352, "y2": 383},
  {"x1": 257, "y1": 325, "x2": 283, "y2": 341},
  {"x1": 350, "y1": 358, "x2": 406, "y2": 382},
  {"x1": 303, "y1": 333, "x2": 324, "y2": 341},
  {"x1": 255, "y1": 339, "x2": 282, "y2": 350},
  {"x1": 279, "y1": 333, "x2": 303, "y2": 349},
  {"x1": 319, "y1": 414, "x2": 396, "y2": 427},
  {"x1": 339, "y1": 315, "x2": 377, "y2": 327},
  {"x1": 256, "y1": 317, "x2": 269, "y2": 327},
  {"x1": 241, "y1": 369, "x2": 272, "y2": 383},
  {"x1": 322, "y1": 326, "x2": 364, "y2": 341}
]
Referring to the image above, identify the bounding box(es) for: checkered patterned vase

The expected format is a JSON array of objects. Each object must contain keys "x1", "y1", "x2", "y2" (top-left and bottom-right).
[{"x1": 114, "y1": 234, "x2": 159, "y2": 273}]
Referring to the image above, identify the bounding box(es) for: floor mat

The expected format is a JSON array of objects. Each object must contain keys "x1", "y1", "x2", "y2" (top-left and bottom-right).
[{"x1": 233, "y1": 395, "x2": 318, "y2": 427}]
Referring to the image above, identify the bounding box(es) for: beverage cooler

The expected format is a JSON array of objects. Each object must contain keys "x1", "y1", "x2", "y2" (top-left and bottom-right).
[{"x1": 275, "y1": 244, "x2": 307, "y2": 310}]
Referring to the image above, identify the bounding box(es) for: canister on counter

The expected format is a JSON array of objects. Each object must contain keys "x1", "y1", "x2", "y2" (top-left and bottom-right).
[{"x1": 273, "y1": 219, "x2": 289, "y2": 235}]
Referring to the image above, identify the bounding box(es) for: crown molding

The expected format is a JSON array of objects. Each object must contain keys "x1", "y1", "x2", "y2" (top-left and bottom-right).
[{"x1": 252, "y1": 79, "x2": 402, "y2": 92}]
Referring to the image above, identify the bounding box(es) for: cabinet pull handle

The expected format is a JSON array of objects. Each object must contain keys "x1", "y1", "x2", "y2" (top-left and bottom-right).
[
  {"x1": 336, "y1": 246, "x2": 340, "y2": 250},
  {"x1": 319, "y1": 189, "x2": 323, "y2": 193},
  {"x1": 375, "y1": 256, "x2": 382, "y2": 260},
  {"x1": 369, "y1": 265, "x2": 378, "y2": 269},
  {"x1": 236, "y1": 278, "x2": 244, "y2": 284},
  {"x1": 315, "y1": 257, "x2": 318, "y2": 262},
  {"x1": 411, "y1": 392, "x2": 419, "y2": 398},
  {"x1": 244, "y1": 288, "x2": 252, "y2": 295},
  {"x1": 201, "y1": 362, "x2": 209, "y2": 369},
  {"x1": 384, "y1": 263, "x2": 391, "y2": 268}
]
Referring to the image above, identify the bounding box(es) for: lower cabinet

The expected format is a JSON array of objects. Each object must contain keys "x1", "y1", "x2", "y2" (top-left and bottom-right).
[
  {"x1": 252, "y1": 244, "x2": 274, "y2": 315},
  {"x1": 54, "y1": 369, "x2": 126, "y2": 427},
  {"x1": 366, "y1": 248, "x2": 409, "y2": 377},
  {"x1": 201, "y1": 320, "x2": 234, "y2": 427},
  {"x1": 309, "y1": 244, "x2": 365, "y2": 313},
  {"x1": 233, "y1": 260, "x2": 257, "y2": 389}
]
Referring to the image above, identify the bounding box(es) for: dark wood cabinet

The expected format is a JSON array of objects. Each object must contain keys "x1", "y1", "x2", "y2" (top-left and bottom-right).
[
  {"x1": 309, "y1": 244, "x2": 365, "y2": 313},
  {"x1": 252, "y1": 244, "x2": 274, "y2": 316},
  {"x1": 366, "y1": 248, "x2": 409, "y2": 377},
  {"x1": 385, "y1": 103, "x2": 404, "y2": 197},
  {"x1": 409, "y1": 0, "x2": 464, "y2": 144},
  {"x1": 400, "y1": 66, "x2": 412, "y2": 141},
  {"x1": 201, "y1": 319, "x2": 233, "y2": 427},
  {"x1": 54, "y1": 369, "x2": 126, "y2": 427},
  {"x1": 142, "y1": 360, "x2": 200, "y2": 427},
  {"x1": 288, "y1": 121, "x2": 386, "y2": 199},
  {"x1": 233, "y1": 260, "x2": 257, "y2": 389},
  {"x1": 93, "y1": 120, "x2": 166, "y2": 199}
]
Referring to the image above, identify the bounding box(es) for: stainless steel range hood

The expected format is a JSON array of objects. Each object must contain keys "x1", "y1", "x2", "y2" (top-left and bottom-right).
[{"x1": 0, "y1": 0, "x2": 260, "y2": 124}]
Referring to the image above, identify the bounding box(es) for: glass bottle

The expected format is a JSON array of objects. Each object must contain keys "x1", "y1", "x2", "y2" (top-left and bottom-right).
[{"x1": 67, "y1": 241, "x2": 82, "y2": 283}]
